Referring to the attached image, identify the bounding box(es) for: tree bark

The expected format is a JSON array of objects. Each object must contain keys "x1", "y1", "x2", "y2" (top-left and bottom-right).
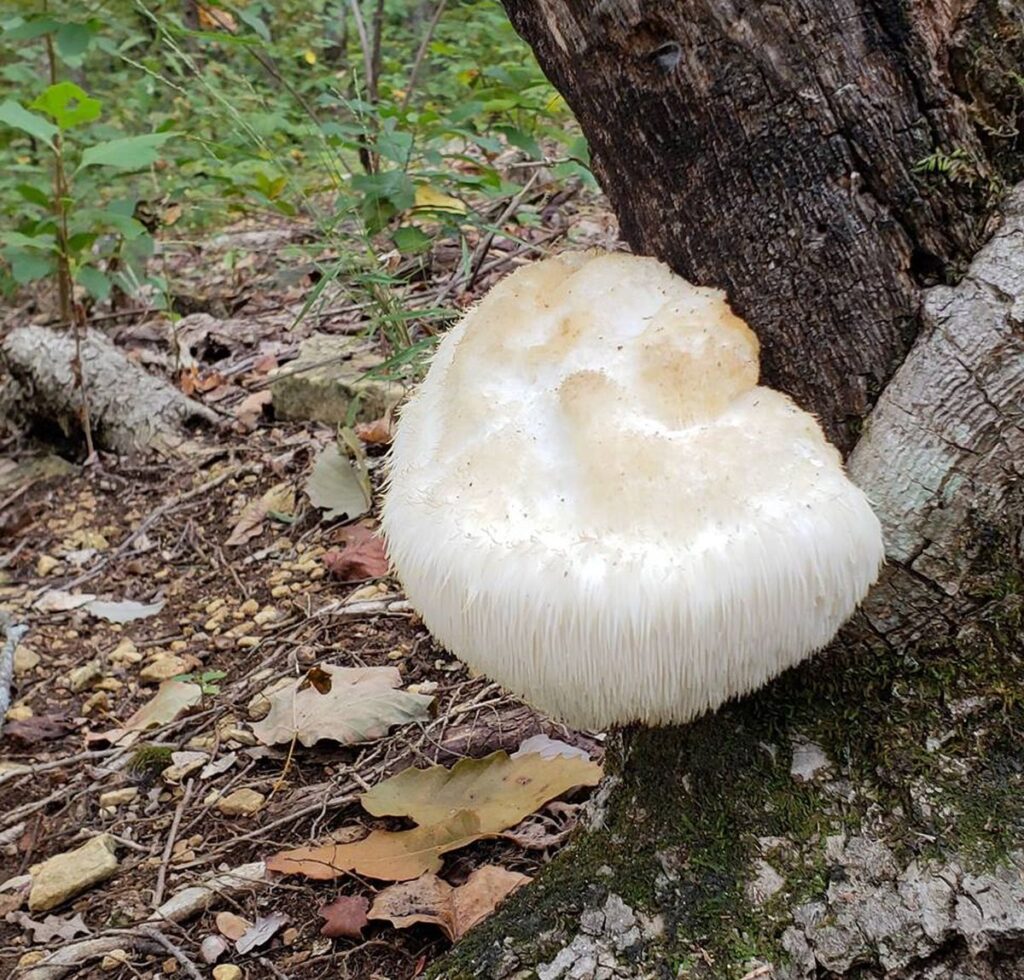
[{"x1": 432, "y1": 2, "x2": 1024, "y2": 978}]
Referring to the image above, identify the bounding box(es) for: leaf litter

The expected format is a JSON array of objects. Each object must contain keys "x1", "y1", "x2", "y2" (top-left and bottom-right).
[
  {"x1": 266, "y1": 748, "x2": 602, "y2": 880},
  {"x1": 0, "y1": 179, "x2": 615, "y2": 977}
]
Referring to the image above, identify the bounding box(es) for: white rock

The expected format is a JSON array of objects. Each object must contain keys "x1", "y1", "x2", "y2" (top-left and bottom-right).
[{"x1": 790, "y1": 738, "x2": 832, "y2": 782}]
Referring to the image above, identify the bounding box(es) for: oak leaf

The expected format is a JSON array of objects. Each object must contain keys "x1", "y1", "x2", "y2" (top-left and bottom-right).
[
  {"x1": 226, "y1": 483, "x2": 295, "y2": 547},
  {"x1": 369, "y1": 865, "x2": 530, "y2": 940},
  {"x1": 250, "y1": 665, "x2": 433, "y2": 748},
  {"x1": 266, "y1": 750, "x2": 601, "y2": 881}
]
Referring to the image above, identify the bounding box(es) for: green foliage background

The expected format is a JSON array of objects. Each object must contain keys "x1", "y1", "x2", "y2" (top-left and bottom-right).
[{"x1": 0, "y1": 0, "x2": 589, "y2": 344}]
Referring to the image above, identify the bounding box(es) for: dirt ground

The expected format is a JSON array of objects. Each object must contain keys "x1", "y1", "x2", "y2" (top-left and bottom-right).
[{"x1": 0, "y1": 186, "x2": 616, "y2": 979}]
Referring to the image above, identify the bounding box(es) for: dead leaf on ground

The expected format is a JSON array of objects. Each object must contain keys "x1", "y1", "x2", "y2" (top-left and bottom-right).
[
  {"x1": 226, "y1": 482, "x2": 295, "y2": 547},
  {"x1": 235, "y1": 911, "x2": 288, "y2": 954},
  {"x1": 369, "y1": 865, "x2": 530, "y2": 940},
  {"x1": 92, "y1": 679, "x2": 202, "y2": 746},
  {"x1": 197, "y1": 4, "x2": 237, "y2": 31},
  {"x1": 323, "y1": 525, "x2": 388, "y2": 581},
  {"x1": 33, "y1": 590, "x2": 96, "y2": 613},
  {"x1": 354, "y1": 416, "x2": 394, "y2": 445},
  {"x1": 235, "y1": 389, "x2": 272, "y2": 427},
  {"x1": 266, "y1": 749, "x2": 602, "y2": 881},
  {"x1": 6, "y1": 910, "x2": 91, "y2": 944},
  {"x1": 4, "y1": 714, "x2": 74, "y2": 745},
  {"x1": 306, "y1": 444, "x2": 370, "y2": 522},
  {"x1": 85, "y1": 598, "x2": 165, "y2": 623},
  {"x1": 318, "y1": 894, "x2": 370, "y2": 939},
  {"x1": 251, "y1": 665, "x2": 433, "y2": 748}
]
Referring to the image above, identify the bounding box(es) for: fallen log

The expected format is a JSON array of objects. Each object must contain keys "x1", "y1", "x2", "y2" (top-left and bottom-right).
[{"x1": 1, "y1": 326, "x2": 219, "y2": 454}]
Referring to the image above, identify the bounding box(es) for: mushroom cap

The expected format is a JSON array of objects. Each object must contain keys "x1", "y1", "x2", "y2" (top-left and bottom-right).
[{"x1": 382, "y1": 252, "x2": 884, "y2": 729}]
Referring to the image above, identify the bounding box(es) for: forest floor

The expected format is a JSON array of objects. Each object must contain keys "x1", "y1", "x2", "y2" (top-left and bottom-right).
[{"x1": 0, "y1": 179, "x2": 618, "y2": 979}]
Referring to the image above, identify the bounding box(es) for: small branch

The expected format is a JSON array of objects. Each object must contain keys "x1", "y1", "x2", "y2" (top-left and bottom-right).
[
  {"x1": 348, "y1": 0, "x2": 374, "y2": 99},
  {"x1": 402, "y1": 0, "x2": 448, "y2": 109},
  {"x1": 131, "y1": 926, "x2": 203, "y2": 980},
  {"x1": 0, "y1": 747, "x2": 126, "y2": 788},
  {"x1": 152, "y1": 778, "x2": 194, "y2": 908},
  {"x1": 62, "y1": 464, "x2": 255, "y2": 590}
]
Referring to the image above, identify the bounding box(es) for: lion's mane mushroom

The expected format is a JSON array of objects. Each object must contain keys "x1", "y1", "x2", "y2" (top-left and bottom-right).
[{"x1": 382, "y1": 252, "x2": 884, "y2": 730}]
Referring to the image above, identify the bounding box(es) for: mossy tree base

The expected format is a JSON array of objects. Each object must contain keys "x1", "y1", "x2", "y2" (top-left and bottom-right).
[{"x1": 433, "y1": 592, "x2": 1024, "y2": 979}]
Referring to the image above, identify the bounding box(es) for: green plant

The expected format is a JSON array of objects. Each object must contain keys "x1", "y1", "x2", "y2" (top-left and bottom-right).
[
  {"x1": 174, "y1": 669, "x2": 227, "y2": 695},
  {"x1": 1, "y1": 1, "x2": 591, "y2": 382},
  {"x1": 0, "y1": 11, "x2": 175, "y2": 312}
]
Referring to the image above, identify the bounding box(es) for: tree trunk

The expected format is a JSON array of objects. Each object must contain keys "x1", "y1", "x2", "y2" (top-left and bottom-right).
[{"x1": 432, "y1": 2, "x2": 1024, "y2": 978}]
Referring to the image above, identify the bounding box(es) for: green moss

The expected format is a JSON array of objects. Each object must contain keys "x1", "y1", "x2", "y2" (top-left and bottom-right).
[
  {"x1": 436, "y1": 584, "x2": 1024, "y2": 979},
  {"x1": 951, "y1": 0, "x2": 1024, "y2": 186},
  {"x1": 127, "y1": 744, "x2": 173, "y2": 780}
]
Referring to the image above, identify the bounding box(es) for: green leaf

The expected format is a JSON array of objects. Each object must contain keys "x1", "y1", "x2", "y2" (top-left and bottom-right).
[
  {"x1": 77, "y1": 132, "x2": 175, "y2": 172},
  {"x1": 72, "y1": 208, "x2": 147, "y2": 240},
  {"x1": 75, "y1": 264, "x2": 111, "y2": 300},
  {"x1": 0, "y1": 231, "x2": 56, "y2": 251},
  {"x1": 237, "y1": 8, "x2": 270, "y2": 42},
  {"x1": 30, "y1": 82, "x2": 101, "y2": 130},
  {"x1": 0, "y1": 100, "x2": 57, "y2": 147},
  {"x1": 392, "y1": 226, "x2": 432, "y2": 254},
  {"x1": 2, "y1": 247, "x2": 54, "y2": 284},
  {"x1": 2, "y1": 16, "x2": 59, "y2": 42},
  {"x1": 15, "y1": 183, "x2": 50, "y2": 208},
  {"x1": 55, "y1": 22, "x2": 93, "y2": 65}
]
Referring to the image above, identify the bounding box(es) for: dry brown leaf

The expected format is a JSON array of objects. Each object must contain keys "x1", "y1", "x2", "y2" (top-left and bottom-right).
[
  {"x1": 369, "y1": 865, "x2": 530, "y2": 940},
  {"x1": 266, "y1": 750, "x2": 602, "y2": 881},
  {"x1": 197, "y1": 4, "x2": 237, "y2": 31},
  {"x1": 226, "y1": 483, "x2": 295, "y2": 547},
  {"x1": 93, "y1": 679, "x2": 202, "y2": 746},
  {"x1": 250, "y1": 665, "x2": 433, "y2": 748},
  {"x1": 318, "y1": 895, "x2": 370, "y2": 939},
  {"x1": 3, "y1": 714, "x2": 74, "y2": 745},
  {"x1": 235, "y1": 389, "x2": 272, "y2": 427},
  {"x1": 7, "y1": 910, "x2": 91, "y2": 944},
  {"x1": 353, "y1": 417, "x2": 394, "y2": 445},
  {"x1": 323, "y1": 525, "x2": 388, "y2": 581}
]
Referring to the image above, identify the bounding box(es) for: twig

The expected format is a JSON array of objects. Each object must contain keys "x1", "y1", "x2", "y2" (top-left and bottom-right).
[
  {"x1": 347, "y1": 0, "x2": 374, "y2": 102},
  {"x1": 314, "y1": 597, "x2": 412, "y2": 618},
  {"x1": 467, "y1": 171, "x2": 541, "y2": 290},
  {"x1": 434, "y1": 174, "x2": 541, "y2": 305},
  {"x1": 131, "y1": 926, "x2": 203, "y2": 980},
  {"x1": 0, "y1": 747, "x2": 128, "y2": 788},
  {"x1": 401, "y1": 0, "x2": 448, "y2": 109},
  {"x1": 172, "y1": 789, "x2": 359, "y2": 870},
  {"x1": 152, "y1": 778, "x2": 194, "y2": 908},
  {"x1": 21, "y1": 861, "x2": 267, "y2": 979}
]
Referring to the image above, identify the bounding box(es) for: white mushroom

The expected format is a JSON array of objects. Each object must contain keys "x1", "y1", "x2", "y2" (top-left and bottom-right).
[{"x1": 382, "y1": 252, "x2": 884, "y2": 730}]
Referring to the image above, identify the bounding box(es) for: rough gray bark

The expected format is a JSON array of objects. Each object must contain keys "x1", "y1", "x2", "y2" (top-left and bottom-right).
[
  {"x1": 430, "y1": 3, "x2": 1024, "y2": 978},
  {"x1": 850, "y1": 185, "x2": 1024, "y2": 595},
  {"x1": 1, "y1": 326, "x2": 218, "y2": 454}
]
